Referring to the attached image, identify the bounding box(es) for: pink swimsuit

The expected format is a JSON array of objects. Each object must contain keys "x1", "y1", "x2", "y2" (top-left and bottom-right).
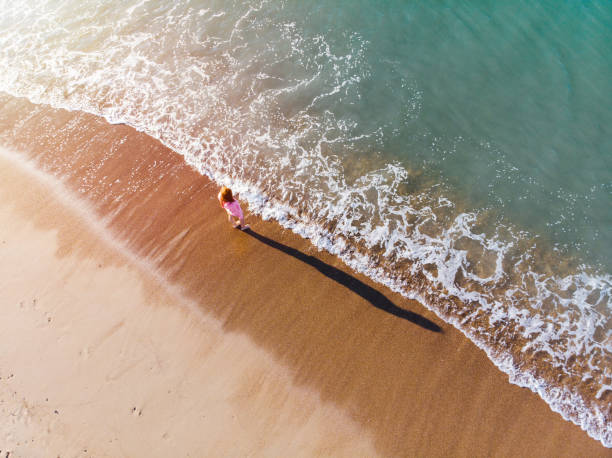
[{"x1": 223, "y1": 200, "x2": 243, "y2": 219}]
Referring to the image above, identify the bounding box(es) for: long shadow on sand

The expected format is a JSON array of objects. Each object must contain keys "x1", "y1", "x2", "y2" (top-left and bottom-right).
[{"x1": 244, "y1": 229, "x2": 442, "y2": 333}]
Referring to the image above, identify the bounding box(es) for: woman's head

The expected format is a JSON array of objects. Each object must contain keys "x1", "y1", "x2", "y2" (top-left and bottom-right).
[{"x1": 220, "y1": 186, "x2": 234, "y2": 203}]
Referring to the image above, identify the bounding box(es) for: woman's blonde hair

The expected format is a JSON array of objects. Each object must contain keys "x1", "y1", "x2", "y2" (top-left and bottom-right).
[{"x1": 220, "y1": 186, "x2": 234, "y2": 203}]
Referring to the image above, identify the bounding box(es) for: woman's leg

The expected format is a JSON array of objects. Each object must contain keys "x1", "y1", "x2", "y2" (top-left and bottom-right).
[
  {"x1": 227, "y1": 212, "x2": 240, "y2": 227},
  {"x1": 226, "y1": 210, "x2": 248, "y2": 229}
]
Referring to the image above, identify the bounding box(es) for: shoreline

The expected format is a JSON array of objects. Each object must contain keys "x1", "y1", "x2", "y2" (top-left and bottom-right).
[
  {"x1": 0, "y1": 96, "x2": 608, "y2": 455},
  {"x1": 2, "y1": 88, "x2": 608, "y2": 448}
]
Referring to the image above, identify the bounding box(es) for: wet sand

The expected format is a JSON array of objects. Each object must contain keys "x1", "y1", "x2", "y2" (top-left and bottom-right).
[{"x1": 0, "y1": 95, "x2": 608, "y2": 456}]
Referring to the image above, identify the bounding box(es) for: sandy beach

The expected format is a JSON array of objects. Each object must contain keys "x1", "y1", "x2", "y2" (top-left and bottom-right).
[{"x1": 0, "y1": 97, "x2": 608, "y2": 456}]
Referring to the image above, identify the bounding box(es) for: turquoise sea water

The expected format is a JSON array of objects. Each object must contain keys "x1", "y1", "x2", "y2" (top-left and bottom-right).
[
  {"x1": 0, "y1": 0, "x2": 610, "y2": 446},
  {"x1": 354, "y1": 1, "x2": 611, "y2": 266},
  {"x1": 262, "y1": 0, "x2": 612, "y2": 268}
]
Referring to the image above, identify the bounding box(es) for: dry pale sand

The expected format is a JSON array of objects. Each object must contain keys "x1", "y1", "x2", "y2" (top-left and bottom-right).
[
  {"x1": 0, "y1": 151, "x2": 379, "y2": 457},
  {"x1": 0, "y1": 95, "x2": 609, "y2": 456}
]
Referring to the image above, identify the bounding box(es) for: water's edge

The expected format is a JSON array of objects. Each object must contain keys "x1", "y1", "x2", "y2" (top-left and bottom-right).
[{"x1": 2, "y1": 92, "x2": 607, "y2": 447}]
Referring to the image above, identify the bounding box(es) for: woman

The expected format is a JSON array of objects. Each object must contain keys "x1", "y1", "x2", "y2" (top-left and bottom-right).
[{"x1": 218, "y1": 186, "x2": 249, "y2": 230}]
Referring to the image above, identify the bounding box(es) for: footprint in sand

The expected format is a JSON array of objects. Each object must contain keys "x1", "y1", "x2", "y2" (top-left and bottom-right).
[{"x1": 79, "y1": 347, "x2": 90, "y2": 360}]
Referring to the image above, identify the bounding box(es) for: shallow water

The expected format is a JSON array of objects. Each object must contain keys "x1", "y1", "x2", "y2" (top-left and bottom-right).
[{"x1": 0, "y1": 0, "x2": 610, "y2": 446}]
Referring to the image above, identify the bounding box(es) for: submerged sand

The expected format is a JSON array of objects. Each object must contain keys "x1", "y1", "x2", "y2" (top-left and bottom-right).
[{"x1": 0, "y1": 95, "x2": 608, "y2": 456}]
